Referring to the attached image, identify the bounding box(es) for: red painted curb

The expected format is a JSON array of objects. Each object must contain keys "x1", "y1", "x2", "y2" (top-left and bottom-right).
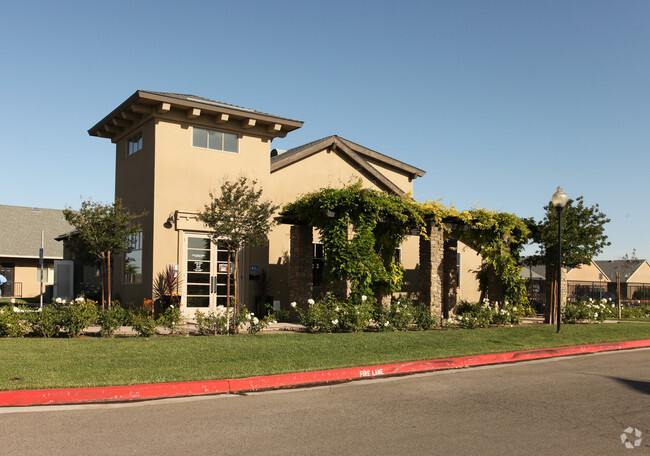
[{"x1": 1, "y1": 339, "x2": 649, "y2": 407}]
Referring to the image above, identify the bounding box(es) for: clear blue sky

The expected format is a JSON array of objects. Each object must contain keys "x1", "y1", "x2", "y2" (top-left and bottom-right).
[{"x1": 2, "y1": 0, "x2": 648, "y2": 260}]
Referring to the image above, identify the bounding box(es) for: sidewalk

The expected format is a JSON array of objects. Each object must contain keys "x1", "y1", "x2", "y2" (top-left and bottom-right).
[{"x1": 1, "y1": 339, "x2": 648, "y2": 407}]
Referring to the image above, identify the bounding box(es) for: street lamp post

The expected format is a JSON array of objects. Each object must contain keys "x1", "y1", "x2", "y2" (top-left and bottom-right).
[{"x1": 552, "y1": 186, "x2": 568, "y2": 333}]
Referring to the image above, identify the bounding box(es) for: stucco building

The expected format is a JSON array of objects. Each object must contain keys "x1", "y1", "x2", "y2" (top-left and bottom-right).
[{"x1": 89, "y1": 91, "x2": 480, "y2": 317}]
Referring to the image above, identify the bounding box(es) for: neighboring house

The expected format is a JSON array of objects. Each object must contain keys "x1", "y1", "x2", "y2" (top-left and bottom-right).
[
  {"x1": 595, "y1": 259, "x2": 650, "y2": 299},
  {"x1": 0, "y1": 205, "x2": 74, "y2": 300},
  {"x1": 88, "y1": 90, "x2": 481, "y2": 316}
]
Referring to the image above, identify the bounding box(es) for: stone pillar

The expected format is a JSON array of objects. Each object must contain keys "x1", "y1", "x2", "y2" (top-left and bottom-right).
[
  {"x1": 419, "y1": 224, "x2": 444, "y2": 316},
  {"x1": 442, "y1": 238, "x2": 458, "y2": 318},
  {"x1": 289, "y1": 225, "x2": 313, "y2": 310}
]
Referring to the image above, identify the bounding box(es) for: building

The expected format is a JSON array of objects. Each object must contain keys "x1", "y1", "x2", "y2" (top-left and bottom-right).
[
  {"x1": 0, "y1": 205, "x2": 74, "y2": 300},
  {"x1": 88, "y1": 90, "x2": 480, "y2": 317}
]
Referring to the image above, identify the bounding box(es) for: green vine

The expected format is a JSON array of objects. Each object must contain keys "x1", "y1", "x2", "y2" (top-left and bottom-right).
[{"x1": 285, "y1": 182, "x2": 531, "y2": 307}]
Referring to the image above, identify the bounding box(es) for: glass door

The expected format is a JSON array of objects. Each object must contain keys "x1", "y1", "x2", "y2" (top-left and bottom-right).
[{"x1": 184, "y1": 235, "x2": 233, "y2": 311}]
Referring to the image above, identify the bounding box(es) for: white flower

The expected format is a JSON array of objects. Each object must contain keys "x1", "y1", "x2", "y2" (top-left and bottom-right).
[
  {"x1": 290, "y1": 301, "x2": 297, "y2": 308},
  {"x1": 594, "y1": 313, "x2": 598, "y2": 318},
  {"x1": 307, "y1": 299, "x2": 315, "y2": 305},
  {"x1": 13, "y1": 306, "x2": 20, "y2": 312},
  {"x1": 246, "y1": 313, "x2": 252, "y2": 321},
  {"x1": 252, "y1": 317, "x2": 259, "y2": 325},
  {"x1": 396, "y1": 308, "x2": 400, "y2": 313},
  {"x1": 361, "y1": 295, "x2": 367, "y2": 302},
  {"x1": 55, "y1": 297, "x2": 63, "y2": 304},
  {"x1": 384, "y1": 321, "x2": 390, "y2": 327},
  {"x1": 458, "y1": 315, "x2": 463, "y2": 320},
  {"x1": 332, "y1": 319, "x2": 338, "y2": 325},
  {"x1": 512, "y1": 306, "x2": 517, "y2": 312},
  {"x1": 334, "y1": 306, "x2": 340, "y2": 312},
  {"x1": 170, "y1": 305, "x2": 174, "y2": 309},
  {"x1": 75, "y1": 296, "x2": 84, "y2": 303},
  {"x1": 10, "y1": 298, "x2": 15, "y2": 304}
]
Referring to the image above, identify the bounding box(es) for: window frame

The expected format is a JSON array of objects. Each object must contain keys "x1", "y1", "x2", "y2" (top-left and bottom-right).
[
  {"x1": 124, "y1": 231, "x2": 143, "y2": 284},
  {"x1": 192, "y1": 127, "x2": 239, "y2": 153},
  {"x1": 127, "y1": 131, "x2": 143, "y2": 156}
]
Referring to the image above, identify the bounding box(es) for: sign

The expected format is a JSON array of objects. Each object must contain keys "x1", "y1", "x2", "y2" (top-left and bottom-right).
[
  {"x1": 39, "y1": 248, "x2": 44, "y2": 265},
  {"x1": 250, "y1": 265, "x2": 258, "y2": 272},
  {"x1": 218, "y1": 263, "x2": 229, "y2": 272}
]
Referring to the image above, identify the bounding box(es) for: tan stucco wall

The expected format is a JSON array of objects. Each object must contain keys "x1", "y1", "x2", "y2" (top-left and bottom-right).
[
  {"x1": 457, "y1": 241, "x2": 481, "y2": 303},
  {"x1": 3, "y1": 258, "x2": 54, "y2": 300},
  {"x1": 566, "y1": 261, "x2": 606, "y2": 282},
  {"x1": 628, "y1": 262, "x2": 650, "y2": 283}
]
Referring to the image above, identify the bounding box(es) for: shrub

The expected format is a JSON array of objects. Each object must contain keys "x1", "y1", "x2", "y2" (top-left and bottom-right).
[
  {"x1": 621, "y1": 301, "x2": 650, "y2": 319},
  {"x1": 59, "y1": 298, "x2": 98, "y2": 337},
  {"x1": 158, "y1": 306, "x2": 183, "y2": 334},
  {"x1": 0, "y1": 306, "x2": 31, "y2": 337},
  {"x1": 98, "y1": 303, "x2": 128, "y2": 337},
  {"x1": 130, "y1": 311, "x2": 157, "y2": 337},
  {"x1": 28, "y1": 305, "x2": 62, "y2": 338},
  {"x1": 273, "y1": 309, "x2": 291, "y2": 322},
  {"x1": 195, "y1": 306, "x2": 234, "y2": 335},
  {"x1": 240, "y1": 311, "x2": 273, "y2": 334},
  {"x1": 294, "y1": 294, "x2": 374, "y2": 332},
  {"x1": 375, "y1": 296, "x2": 418, "y2": 331},
  {"x1": 563, "y1": 298, "x2": 617, "y2": 323}
]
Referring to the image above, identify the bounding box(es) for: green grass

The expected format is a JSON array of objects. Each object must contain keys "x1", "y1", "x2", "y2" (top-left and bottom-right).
[{"x1": 0, "y1": 323, "x2": 649, "y2": 391}]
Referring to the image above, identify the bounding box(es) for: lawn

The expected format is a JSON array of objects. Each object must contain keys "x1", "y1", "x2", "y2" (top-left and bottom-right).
[{"x1": 1, "y1": 323, "x2": 648, "y2": 391}]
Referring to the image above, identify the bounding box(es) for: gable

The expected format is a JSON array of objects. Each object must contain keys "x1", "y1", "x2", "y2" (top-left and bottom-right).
[{"x1": 270, "y1": 135, "x2": 425, "y2": 197}]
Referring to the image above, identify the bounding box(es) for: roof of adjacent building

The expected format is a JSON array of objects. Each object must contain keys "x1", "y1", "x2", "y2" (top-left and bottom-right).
[
  {"x1": 594, "y1": 259, "x2": 648, "y2": 283},
  {"x1": 88, "y1": 90, "x2": 304, "y2": 142},
  {"x1": 271, "y1": 135, "x2": 426, "y2": 196},
  {"x1": 0, "y1": 205, "x2": 74, "y2": 259}
]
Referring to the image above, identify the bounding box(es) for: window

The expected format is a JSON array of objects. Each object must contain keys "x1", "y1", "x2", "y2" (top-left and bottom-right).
[
  {"x1": 36, "y1": 266, "x2": 54, "y2": 284},
  {"x1": 127, "y1": 131, "x2": 143, "y2": 156},
  {"x1": 192, "y1": 127, "x2": 238, "y2": 153},
  {"x1": 124, "y1": 231, "x2": 143, "y2": 283}
]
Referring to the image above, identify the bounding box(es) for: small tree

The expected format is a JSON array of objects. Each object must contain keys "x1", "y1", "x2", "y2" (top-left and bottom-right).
[
  {"x1": 198, "y1": 177, "x2": 280, "y2": 331},
  {"x1": 528, "y1": 196, "x2": 610, "y2": 322},
  {"x1": 63, "y1": 199, "x2": 144, "y2": 309}
]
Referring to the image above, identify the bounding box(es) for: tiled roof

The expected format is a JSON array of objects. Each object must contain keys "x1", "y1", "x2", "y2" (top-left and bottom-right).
[
  {"x1": 0, "y1": 205, "x2": 73, "y2": 259},
  {"x1": 595, "y1": 260, "x2": 647, "y2": 283}
]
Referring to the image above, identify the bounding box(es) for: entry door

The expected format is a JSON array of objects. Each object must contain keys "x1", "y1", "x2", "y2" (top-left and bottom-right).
[
  {"x1": 0, "y1": 263, "x2": 14, "y2": 297},
  {"x1": 184, "y1": 235, "x2": 233, "y2": 311}
]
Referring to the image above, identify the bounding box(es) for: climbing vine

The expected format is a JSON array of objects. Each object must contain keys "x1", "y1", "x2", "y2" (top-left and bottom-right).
[
  {"x1": 285, "y1": 182, "x2": 532, "y2": 308},
  {"x1": 284, "y1": 181, "x2": 424, "y2": 299}
]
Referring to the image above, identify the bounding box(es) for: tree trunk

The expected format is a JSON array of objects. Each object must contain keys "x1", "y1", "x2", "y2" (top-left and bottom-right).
[
  {"x1": 107, "y1": 250, "x2": 112, "y2": 309},
  {"x1": 234, "y1": 249, "x2": 240, "y2": 334},
  {"x1": 100, "y1": 253, "x2": 106, "y2": 309},
  {"x1": 226, "y1": 250, "x2": 231, "y2": 334}
]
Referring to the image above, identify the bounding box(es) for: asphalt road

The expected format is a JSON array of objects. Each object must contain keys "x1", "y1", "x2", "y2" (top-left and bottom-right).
[{"x1": 1, "y1": 349, "x2": 648, "y2": 455}]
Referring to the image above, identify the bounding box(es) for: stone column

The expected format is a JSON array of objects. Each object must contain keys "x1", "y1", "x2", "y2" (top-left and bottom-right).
[
  {"x1": 289, "y1": 225, "x2": 313, "y2": 310},
  {"x1": 442, "y1": 238, "x2": 458, "y2": 318},
  {"x1": 419, "y1": 224, "x2": 444, "y2": 316}
]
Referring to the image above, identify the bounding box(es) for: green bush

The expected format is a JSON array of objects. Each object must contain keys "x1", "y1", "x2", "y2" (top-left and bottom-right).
[
  {"x1": 27, "y1": 305, "x2": 62, "y2": 338},
  {"x1": 59, "y1": 299, "x2": 98, "y2": 337},
  {"x1": 563, "y1": 298, "x2": 617, "y2": 323},
  {"x1": 130, "y1": 312, "x2": 157, "y2": 337},
  {"x1": 375, "y1": 296, "x2": 417, "y2": 331},
  {"x1": 157, "y1": 306, "x2": 183, "y2": 334},
  {"x1": 98, "y1": 304, "x2": 128, "y2": 337},
  {"x1": 0, "y1": 306, "x2": 31, "y2": 337},
  {"x1": 295, "y1": 294, "x2": 374, "y2": 332},
  {"x1": 273, "y1": 309, "x2": 291, "y2": 322},
  {"x1": 195, "y1": 307, "x2": 234, "y2": 335}
]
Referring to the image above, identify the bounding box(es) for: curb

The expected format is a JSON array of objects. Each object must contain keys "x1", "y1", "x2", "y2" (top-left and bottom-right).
[{"x1": 2, "y1": 339, "x2": 649, "y2": 407}]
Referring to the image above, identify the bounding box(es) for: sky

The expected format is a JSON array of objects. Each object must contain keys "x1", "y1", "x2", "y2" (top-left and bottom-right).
[{"x1": 1, "y1": 0, "x2": 648, "y2": 260}]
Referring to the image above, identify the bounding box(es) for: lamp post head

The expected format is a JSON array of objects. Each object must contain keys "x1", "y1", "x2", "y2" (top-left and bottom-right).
[{"x1": 551, "y1": 186, "x2": 568, "y2": 208}]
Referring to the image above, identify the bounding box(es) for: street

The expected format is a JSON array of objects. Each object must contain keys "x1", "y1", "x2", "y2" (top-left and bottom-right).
[{"x1": 0, "y1": 348, "x2": 648, "y2": 455}]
